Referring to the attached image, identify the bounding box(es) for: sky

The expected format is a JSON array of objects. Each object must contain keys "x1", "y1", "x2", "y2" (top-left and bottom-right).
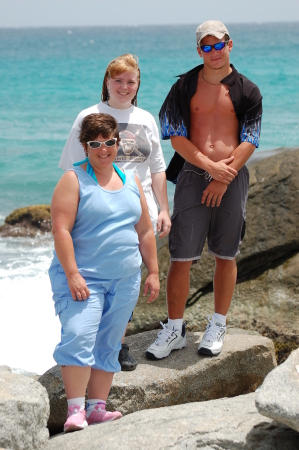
[{"x1": 0, "y1": 0, "x2": 298, "y2": 27}]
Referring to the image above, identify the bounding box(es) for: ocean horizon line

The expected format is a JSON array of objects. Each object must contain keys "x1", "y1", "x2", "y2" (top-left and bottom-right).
[{"x1": 1, "y1": 21, "x2": 299, "y2": 31}]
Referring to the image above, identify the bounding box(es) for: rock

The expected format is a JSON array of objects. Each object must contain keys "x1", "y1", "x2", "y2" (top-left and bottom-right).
[
  {"x1": 45, "y1": 393, "x2": 299, "y2": 450},
  {"x1": 239, "y1": 147, "x2": 299, "y2": 276},
  {"x1": 256, "y1": 348, "x2": 299, "y2": 433},
  {"x1": 0, "y1": 371, "x2": 50, "y2": 450},
  {"x1": 40, "y1": 329, "x2": 276, "y2": 435},
  {"x1": 38, "y1": 365, "x2": 67, "y2": 436},
  {"x1": 0, "y1": 204, "x2": 51, "y2": 237}
]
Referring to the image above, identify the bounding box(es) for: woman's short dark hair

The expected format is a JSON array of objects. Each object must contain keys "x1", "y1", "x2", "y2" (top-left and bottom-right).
[{"x1": 79, "y1": 113, "x2": 120, "y2": 146}]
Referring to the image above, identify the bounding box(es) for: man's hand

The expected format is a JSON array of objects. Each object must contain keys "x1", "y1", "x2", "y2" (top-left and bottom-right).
[
  {"x1": 208, "y1": 156, "x2": 238, "y2": 184},
  {"x1": 143, "y1": 273, "x2": 160, "y2": 303},
  {"x1": 157, "y1": 210, "x2": 171, "y2": 238},
  {"x1": 67, "y1": 272, "x2": 90, "y2": 301},
  {"x1": 202, "y1": 180, "x2": 228, "y2": 207}
]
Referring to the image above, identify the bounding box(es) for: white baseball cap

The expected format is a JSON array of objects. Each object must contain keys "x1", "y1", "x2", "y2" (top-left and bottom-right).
[{"x1": 196, "y1": 20, "x2": 230, "y2": 46}]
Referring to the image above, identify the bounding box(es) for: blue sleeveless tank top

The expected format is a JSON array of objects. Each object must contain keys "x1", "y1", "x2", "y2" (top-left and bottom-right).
[{"x1": 50, "y1": 168, "x2": 142, "y2": 281}]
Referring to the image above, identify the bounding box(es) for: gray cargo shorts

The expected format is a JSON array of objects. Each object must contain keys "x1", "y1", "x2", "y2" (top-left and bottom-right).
[{"x1": 169, "y1": 161, "x2": 249, "y2": 261}]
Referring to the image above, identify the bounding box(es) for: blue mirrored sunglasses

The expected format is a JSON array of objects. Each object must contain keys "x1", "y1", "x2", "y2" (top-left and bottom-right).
[
  {"x1": 87, "y1": 138, "x2": 117, "y2": 149},
  {"x1": 199, "y1": 40, "x2": 229, "y2": 53}
]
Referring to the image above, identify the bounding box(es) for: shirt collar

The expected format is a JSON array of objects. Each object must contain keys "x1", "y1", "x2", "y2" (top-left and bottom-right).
[
  {"x1": 177, "y1": 63, "x2": 238, "y2": 86},
  {"x1": 220, "y1": 64, "x2": 238, "y2": 86}
]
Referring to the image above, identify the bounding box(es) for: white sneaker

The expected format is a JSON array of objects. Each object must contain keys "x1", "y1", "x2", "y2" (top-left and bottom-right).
[
  {"x1": 146, "y1": 322, "x2": 186, "y2": 360},
  {"x1": 198, "y1": 315, "x2": 226, "y2": 356}
]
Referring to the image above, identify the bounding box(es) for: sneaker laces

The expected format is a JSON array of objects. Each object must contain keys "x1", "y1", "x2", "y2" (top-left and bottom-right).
[
  {"x1": 203, "y1": 315, "x2": 225, "y2": 342},
  {"x1": 154, "y1": 322, "x2": 175, "y2": 346}
]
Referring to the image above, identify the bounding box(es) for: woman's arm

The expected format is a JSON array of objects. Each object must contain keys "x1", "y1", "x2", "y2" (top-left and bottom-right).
[
  {"x1": 151, "y1": 171, "x2": 171, "y2": 238},
  {"x1": 51, "y1": 171, "x2": 90, "y2": 300},
  {"x1": 134, "y1": 175, "x2": 160, "y2": 303}
]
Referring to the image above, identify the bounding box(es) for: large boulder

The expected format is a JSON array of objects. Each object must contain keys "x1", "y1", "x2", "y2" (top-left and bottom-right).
[
  {"x1": 46, "y1": 393, "x2": 299, "y2": 450},
  {"x1": 256, "y1": 348, "x2": 299, "y2": 433},
  {"x1": 0, "y1": 204, "x2": 51, "y2": 237},
  {"x1": 129, "y1": 148, "x2": 299, "y2": 335},
  {"x1": 238, "y1": 147, "x2": 299, "y2": 275},
  {"x1": 0, "y1": 367, "x2": 49, "y2": 450},
  {"x1": 40, "y1": 329, "x2": 276, "y2": 435}
]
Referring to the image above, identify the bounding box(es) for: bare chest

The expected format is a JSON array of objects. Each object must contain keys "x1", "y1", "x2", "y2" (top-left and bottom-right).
[{"x1": 190, "y1": 82, "x2": 236, "y2": 119}]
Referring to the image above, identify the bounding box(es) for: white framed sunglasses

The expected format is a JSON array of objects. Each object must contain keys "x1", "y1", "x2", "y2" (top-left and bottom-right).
[{"x1": 86, "y1": 138, "x2": 117, "y2": 149}]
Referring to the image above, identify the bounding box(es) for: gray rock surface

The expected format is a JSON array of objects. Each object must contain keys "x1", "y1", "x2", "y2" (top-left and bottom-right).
[
  {"x1": 256, "y1": 348, "x2": 299, "y2": 433},
  {"x1": 129, "y1": 148, "x2": 299, "y2": 336},
  {"x1": 46, "y1": 393, "x2": 299, "y2": 450},
  {"x1": 239, "y1": 147, "x2": 299, "y2": 274},
  {"x1": 0, "y1": 371, "x2": 50, "y2": 449},
  {"x1": 40, "y1": 329, "x2": 276, "y2": 435}
]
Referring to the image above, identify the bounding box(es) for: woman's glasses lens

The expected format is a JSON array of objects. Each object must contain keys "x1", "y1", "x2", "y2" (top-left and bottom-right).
[
  {"x1": 105, "y1": 139, "x2": 117, "y2": 147},
  {"x1": 89, "y1": 142, "x2": 100, "y2": 148}
]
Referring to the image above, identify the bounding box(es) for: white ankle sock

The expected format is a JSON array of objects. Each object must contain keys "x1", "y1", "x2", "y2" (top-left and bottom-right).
[
  {"x1": 86, "y1": 399, "x2": 106, "y2": 417},
  {"x1": 213, "y1": 313, "x2": 226, "y2": 326},
  {"x1": 67, "y1": 397, "x2": 85, "y2": 410},
  {"x1": 168, "y1": 318, "x2": 183, "y2": 333}
]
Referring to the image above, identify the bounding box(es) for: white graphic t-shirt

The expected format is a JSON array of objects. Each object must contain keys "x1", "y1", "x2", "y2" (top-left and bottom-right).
[{"x1": 59, "y1": 102, "x2": 166, "y2": 231}]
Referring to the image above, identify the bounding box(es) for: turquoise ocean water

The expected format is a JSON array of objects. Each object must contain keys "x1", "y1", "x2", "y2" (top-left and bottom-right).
[{"x1": 0, "y1": 23, "x2": 299, "y2": 374}]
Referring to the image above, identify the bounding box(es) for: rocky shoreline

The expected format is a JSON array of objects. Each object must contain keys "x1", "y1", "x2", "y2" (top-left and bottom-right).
[{"x1": 1, "y1": 147, "x2": 299, "y2": 448}]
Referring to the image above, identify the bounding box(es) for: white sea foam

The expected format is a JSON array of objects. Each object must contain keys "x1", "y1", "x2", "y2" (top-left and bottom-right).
[{"x1": 0, "y1": 236, "x2": 61, "y2": 375}]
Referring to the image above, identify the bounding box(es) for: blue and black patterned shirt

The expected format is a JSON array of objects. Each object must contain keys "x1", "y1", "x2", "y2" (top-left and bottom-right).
[{"x1": 159, "y1": 64, "x2": 262, "y2": 182}]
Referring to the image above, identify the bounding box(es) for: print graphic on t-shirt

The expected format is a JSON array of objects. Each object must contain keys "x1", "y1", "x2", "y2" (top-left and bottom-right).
[{"x1": 115, "y1": 124, "x2": 150, "y2": 163}]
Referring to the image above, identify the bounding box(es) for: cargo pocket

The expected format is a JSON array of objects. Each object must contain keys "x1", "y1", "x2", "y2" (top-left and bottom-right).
[
  {"x1": 54, "y1": 298, "x2": 69, "y2": 326},
  {"x1": 49, "y1": 265, "x2": 69, "y2": 299}
]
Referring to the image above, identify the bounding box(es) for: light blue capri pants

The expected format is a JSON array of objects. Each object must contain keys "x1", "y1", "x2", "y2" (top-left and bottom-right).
[{"x1": 51, "y1": 270, "x2": 141, "y2": 373}]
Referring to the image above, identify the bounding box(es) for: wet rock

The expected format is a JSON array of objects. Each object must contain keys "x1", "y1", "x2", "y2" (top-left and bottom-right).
[{"x1": 0, "y1": 204, "x2": 51, "y2": 237}]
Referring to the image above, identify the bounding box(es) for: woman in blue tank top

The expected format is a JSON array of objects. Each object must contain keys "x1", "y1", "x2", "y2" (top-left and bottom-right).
[{"x1": 49, "y1": 113, "x2": 159, "y2": 433}]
